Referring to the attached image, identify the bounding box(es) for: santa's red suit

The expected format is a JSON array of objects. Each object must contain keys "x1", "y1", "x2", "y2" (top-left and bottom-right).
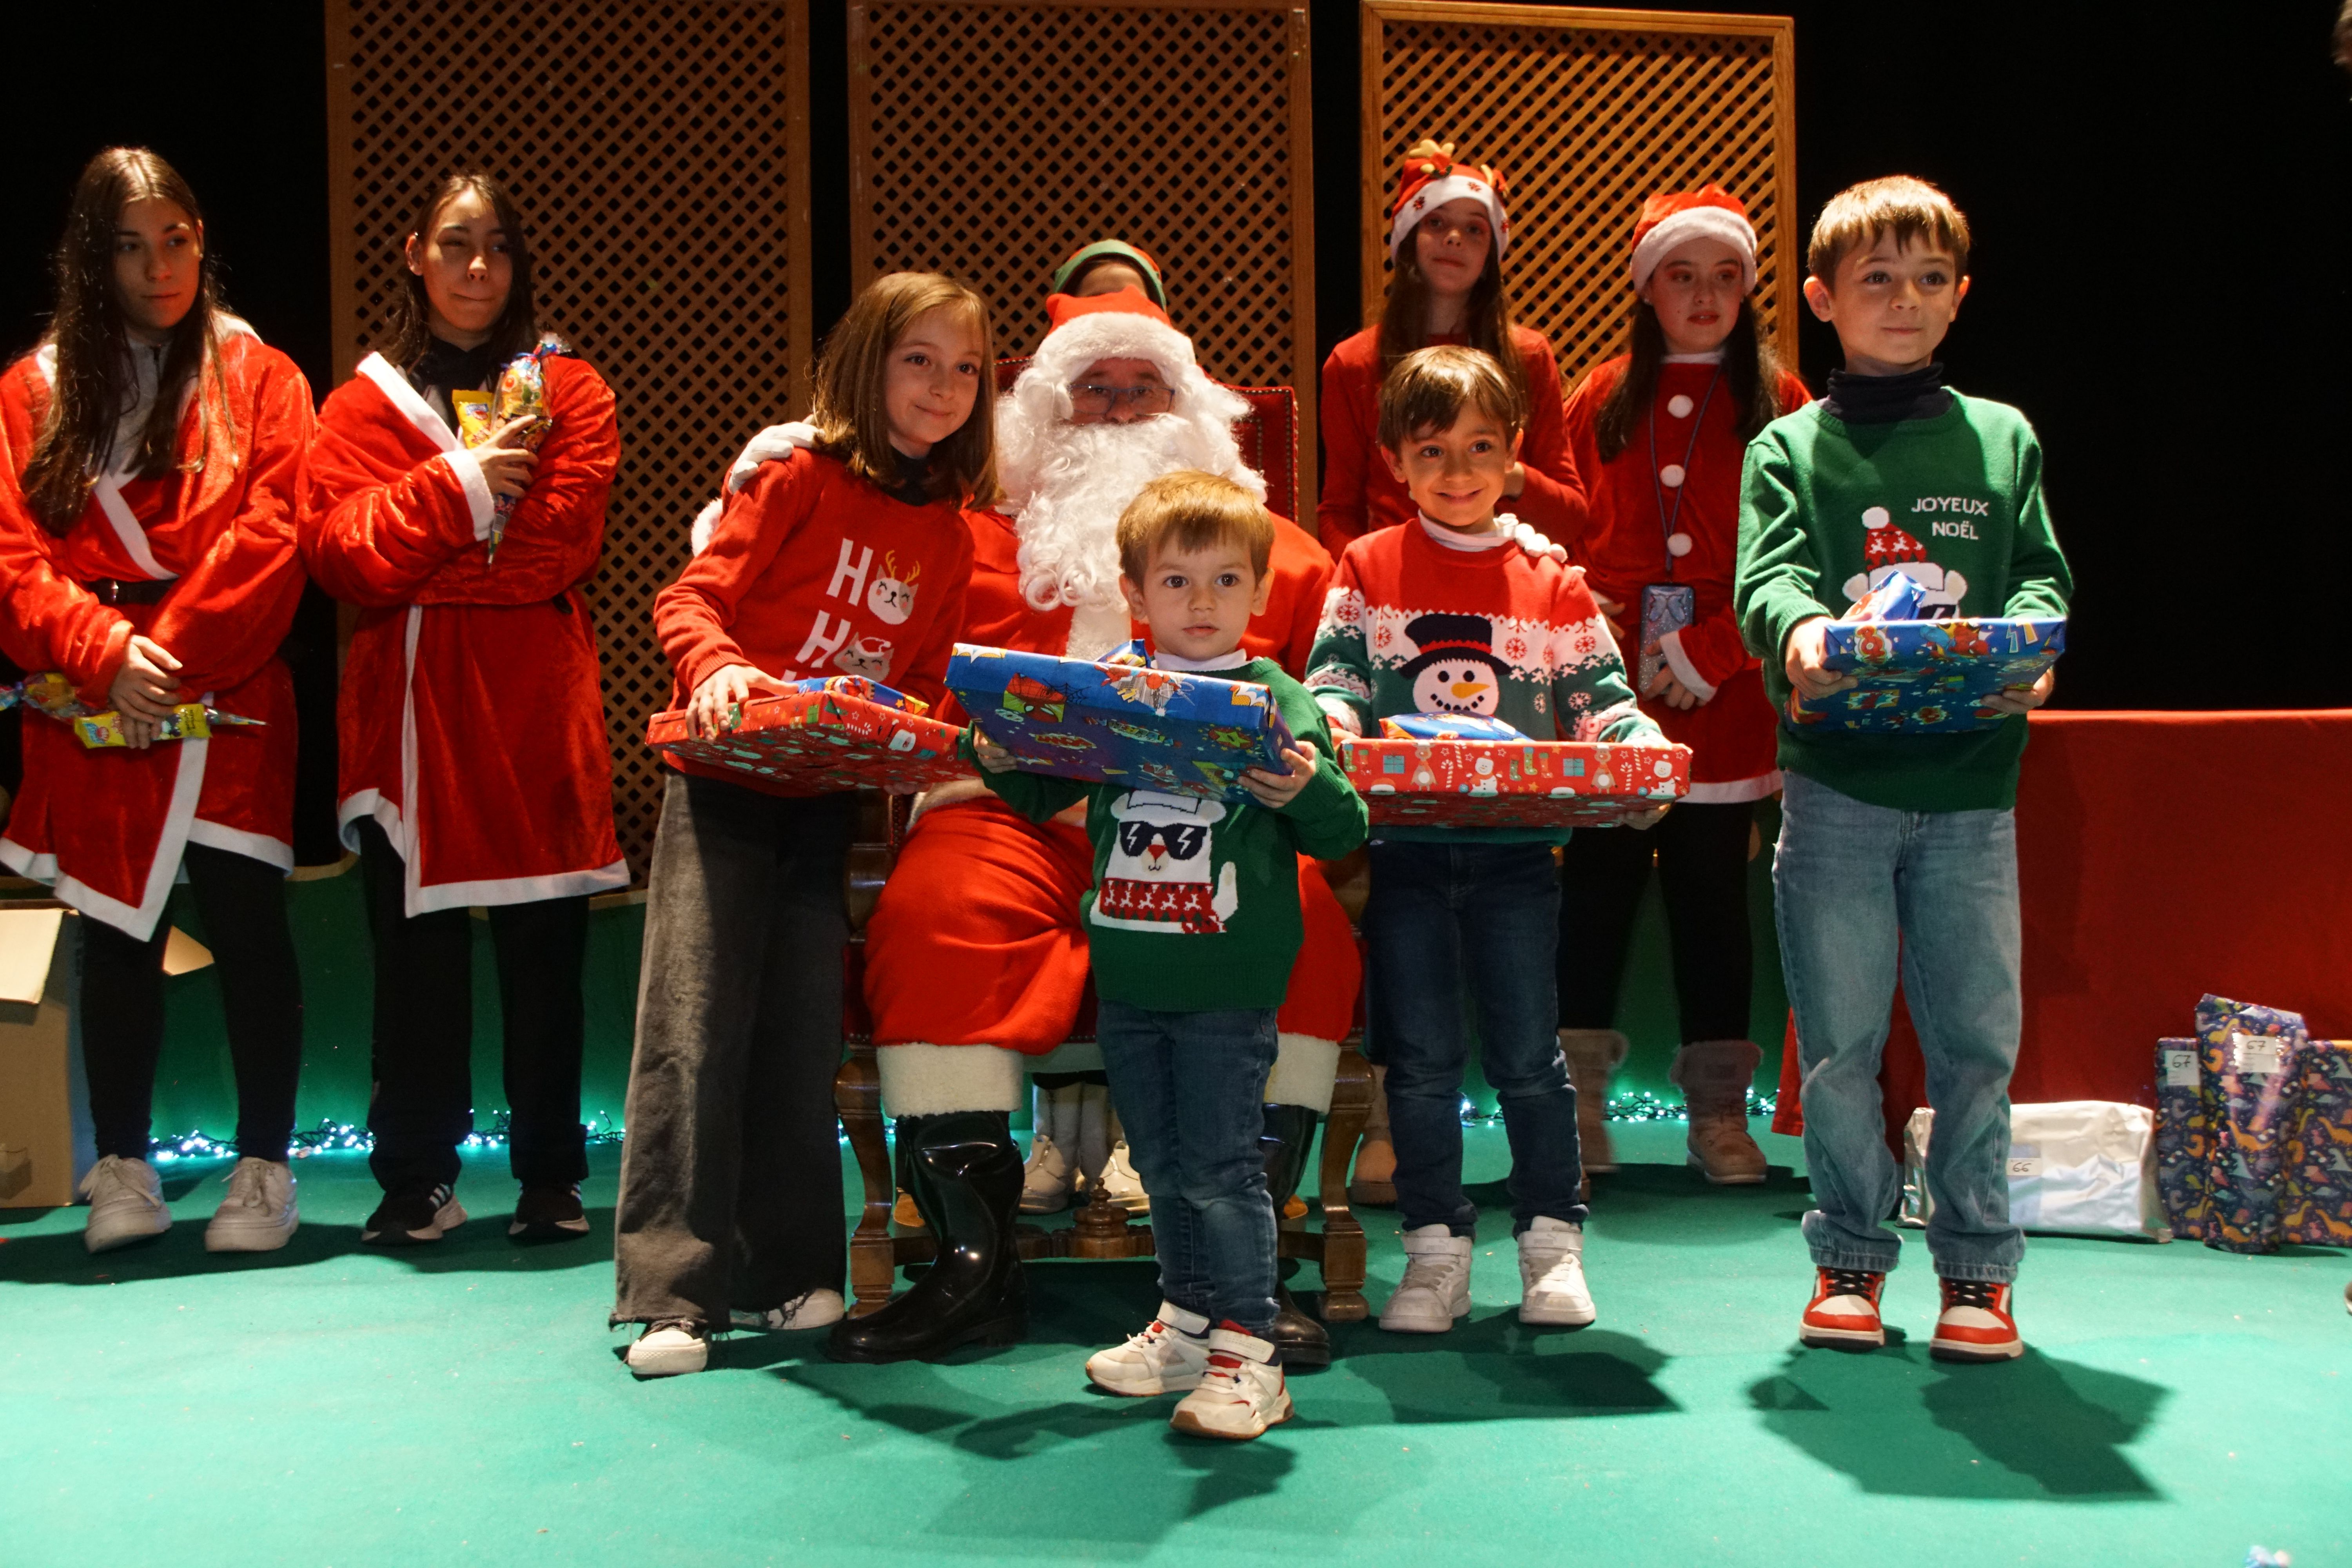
[
  {"x1": 857, "y1": 294, "x2": 1361, "y2": 1119},
  {"x1": 304, "y1": 351, "x2": 627, "y2": 913},
  {"x1": 0, "y1": 324, "x2": 311, "y2": 939},
  {"x1": 1562, "y1": 354, "x2": 1810, "y2": 801}
]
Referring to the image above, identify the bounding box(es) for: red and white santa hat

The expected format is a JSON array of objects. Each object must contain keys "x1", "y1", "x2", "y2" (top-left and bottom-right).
[
  {"x1": 1032, "y1": 287, "x2": 1198, "y2": 385},
  {"x1": 1629, "y1": 183, "x2": 1758, "y2": 294},
  {"x1": 1861, "y1": 506, "x2": 1929, "y2": 570},
  {"x1": 1388, "y1": 139, "x2": 1511, "y2": 261}
]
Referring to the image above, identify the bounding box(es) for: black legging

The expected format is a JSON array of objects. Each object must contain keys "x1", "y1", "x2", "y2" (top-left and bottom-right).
[
  {"x1": 1556, "y1": 799, "x2": 1756, "y2": 1045},
  {"x1": 355, "y1": 819, "x2": 590, "y2": 1193},
  {"x1": 81, "y1": 842, "x2": 303, "y2": 1162}
]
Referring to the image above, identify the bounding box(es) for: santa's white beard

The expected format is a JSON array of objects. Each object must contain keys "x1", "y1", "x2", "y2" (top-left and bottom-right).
[{"x1": 1002, "y1": 416, "x2": 1236, "y2": 615}]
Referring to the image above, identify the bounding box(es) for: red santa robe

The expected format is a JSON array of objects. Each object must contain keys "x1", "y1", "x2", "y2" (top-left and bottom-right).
[
  {"x1": 0, "y1": 324, "x2": 310, "y2": 940},
  {"x1": 304, "y1": 351, "x2": 627, "y2": 914},
  {"x1": 1316, "y1": 324, "x2": 1587, "y2": 555},
  {"x1": 863, "y1": 504, "x2": 1363, "y2": 1114},
  {"x1": 1562, "y1": 355, "x2": 1811, "y2": 801}
]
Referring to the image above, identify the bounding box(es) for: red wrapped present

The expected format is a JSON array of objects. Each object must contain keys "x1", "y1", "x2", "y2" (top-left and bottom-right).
[
  {"x1": 647, "y1": 685, "x2": 969, "y2": 797},
  {"x1": 1340, "y1": 736, "x2": 1690, "y2": 829}
]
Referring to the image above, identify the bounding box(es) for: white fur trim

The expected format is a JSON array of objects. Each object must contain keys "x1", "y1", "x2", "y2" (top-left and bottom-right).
[
  {"x1": 1631, "y1": 207, "x2": 1759, "y2": 294},
  {"x1": 1389, "y1": 171, "x2": 1510, "y2": 260},
  {"x1": 51, "y1": 733, "x2": 209, "y2": 941},
  {"x1": 1314, "y1": 695, "x2": 1362, "y2": 737},
  {"x1": 186, "y1": 820, "x2": 294, "y2": 874},
  {"x1": 877, "y1": 1043, "x2": 1027, "y2": 1116},
  {"x1": 355, "y1": 352, "x2": 460, "y2": 453},
  {"x1": 0, "y1": 837, "x2": 60, "y2": 883},
  {"x1": 689, "y1": 496, "x2": 723, "y2": 557},
  {"x1": 1684, "y1": 771, "x2": 1782, "y2": 805},
  {"x1": 335, "y1": 788, "x2": 403, "y2": 857},
  {"x1": 90, "y1": 476, "x2": 175, "y2": 581},
  {"x1": 1265, "y1": 1033, "x2": 1341, "y2": 1115},
  {"x1": 402, "y1": 860, "x2": 632, "y2": 915},
  {"x1": 441, "y1": 449, "x2": 496, "y2": 540},
  {"x1": 1656, "y1": 629, "x2": 1719, "y2": 703}
]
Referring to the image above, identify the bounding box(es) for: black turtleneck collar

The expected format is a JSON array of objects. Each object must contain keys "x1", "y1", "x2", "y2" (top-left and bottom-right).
[
  {"x1": 884, "y1": 445, "x2": 935, "y2": 506},
  {"x1": 406, "y1": 335, "x2": 499, "y2": 431},
  {"x1": 1823, "y1": 361, "x2": 1953, "y2": 425}
]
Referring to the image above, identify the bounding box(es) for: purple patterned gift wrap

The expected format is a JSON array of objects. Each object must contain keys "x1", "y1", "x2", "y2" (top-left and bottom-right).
[
  {"x1": 2153, "y1": 1037, "x2": 2209, "y2": 1240},
  {"x1": 2194, "y1": 995, "x2": 2308, "y2": 1255},
  {"x1": 2281, "y1": 1040, "x2": 2352, "y2": 1247}
]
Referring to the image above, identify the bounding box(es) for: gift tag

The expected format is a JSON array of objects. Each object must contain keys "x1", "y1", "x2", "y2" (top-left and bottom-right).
[
  {"x1": 2006, "y1": 1145, "x2": 2045, "y2": 1180},
  {"x1": 2163, "y1": 1048, "x2": 2201, "y2": 1088},
  {"x1": 2230, "y1": 1031, "x2": 2285, "y2": 1076}
]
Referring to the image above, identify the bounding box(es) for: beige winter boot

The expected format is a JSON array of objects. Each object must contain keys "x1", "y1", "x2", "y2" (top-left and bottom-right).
[
  {"x1": 1348, "y1": 1063, "x2": 1398, "y2": 1207},
  {"x1": 1671, "y1": 1039, "x2": 1768, "y2": 1185},
  {"x1": 1557, "y1": 1029, "x2": 1628, "y2": 1175}
]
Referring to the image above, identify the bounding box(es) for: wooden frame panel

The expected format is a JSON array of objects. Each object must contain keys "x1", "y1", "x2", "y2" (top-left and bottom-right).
[
  {"x1": 323, "y1": 0, "x2": 815, "y2": 881},
  {"x1": 847, "y1": 0, "x2": 1317, "y2": 520},
  {"x1": 1361, "y1": 2, "x2": 1798, "y2": 386}
]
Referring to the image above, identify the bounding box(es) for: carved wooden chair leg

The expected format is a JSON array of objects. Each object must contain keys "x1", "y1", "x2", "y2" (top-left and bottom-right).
[
  {"x1": 1315, "y1": 1045, "x2": 1374, "y2": 1321},
  {"x1": 834, "y1": 1043, "x2": 899, "y2": 1317}
]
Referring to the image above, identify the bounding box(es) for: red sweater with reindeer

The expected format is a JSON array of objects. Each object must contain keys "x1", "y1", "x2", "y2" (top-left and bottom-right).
[
  {"x1": 1563, "y1": 354, "x2": 1810, "y2": 800},
  {"x1": 0, "y1": 326, "x2": 312, "y2": 940},
  {"x1": 655, "y1": 448, "x2": 975, "y2": 791},
  {"x1": 305, "y1": 351, "x2": 627, "y2": 914}
]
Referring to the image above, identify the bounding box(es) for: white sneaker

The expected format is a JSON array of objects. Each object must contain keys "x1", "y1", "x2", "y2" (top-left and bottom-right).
[
  {"x1": 626, "y1": 1320, "x2": 709, "y2": 1377},
  {"x1": 203, "y1": 1157, "x2": 298, "y2": 1253},
  {"x1": 1169, "y1": 1325, "x2": 1292, "y2": 1440},
  {"x1": 730, "y1": 1288, "x2": 846, "y2": 1332},
  {"x1": 80, "y1": 1155, "x2": 171, "y2": 1254},
  {"x1": 1379, "y1": 1224, "x2": 1473, "y2": 1332},
  {"x1": 1516, "y1": 1216, "x2": 1596, "y2": 1326},
  {"x1": 1095, "y1": 1139, "x2": 1150, "y2": 1214},
  {"x1": 1020, "y1": 1131, "x2": 1077, "y2": 1214},
  {"x1": 1085, "y1": 1300, "x2": 1212, "y2": 1396}
]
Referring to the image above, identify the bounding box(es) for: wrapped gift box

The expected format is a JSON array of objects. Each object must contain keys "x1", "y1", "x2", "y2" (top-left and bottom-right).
[
  {"x1": 1341, "y1": 736, "x2": 1690, "y2": 829},
  {"x1": 2194, "y1": 993, "x2": 2308, "y2": 1255},
  {"x1": 946, "y1": 644, "x2": 1291, "y2": 803},
  {"x1": 2152, "y1": 1037, "x2": 2211, "y2": 1240},
  {"x1": 2281, "y1": 1039, "x2": 2352, "y2": 1247},
  {"x1": 1634, "y1": 583, "x2": 1694, "y2": 700},
  {"x1": 646, "y1": 681, "x2": 967, "y2": 797},
  {"x1": 1789, "y1": 616, "x2": 2066, "y2": 734}
]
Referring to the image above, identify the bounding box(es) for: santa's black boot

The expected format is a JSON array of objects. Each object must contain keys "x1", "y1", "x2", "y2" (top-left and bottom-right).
[
  {"x1": 1259, "y1": 1102, "x2": 1332, "y2": 1368},
  {"x1": 826, "y1": 1112, "x2": 1029, "y2": 1363}
]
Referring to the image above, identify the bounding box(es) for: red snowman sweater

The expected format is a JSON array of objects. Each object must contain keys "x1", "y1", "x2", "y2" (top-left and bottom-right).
[
  {"x1": 306, "y1": 352, "x2": 628, "y2": 914},
  {"x1": 1563, "y1": 355, "x2": 1810, "y2": 801},
  {"x1": 1316, "y1": 324, "x2": 1587, "y2": 555},
  {"x1": 656, "y1": 448, "x2": 975, "y2": 791}
]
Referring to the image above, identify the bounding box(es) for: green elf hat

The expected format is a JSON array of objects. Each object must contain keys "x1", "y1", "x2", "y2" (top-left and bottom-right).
[{"x1": 1049, "y1": 240, "x2": 1169, "y2": 310}]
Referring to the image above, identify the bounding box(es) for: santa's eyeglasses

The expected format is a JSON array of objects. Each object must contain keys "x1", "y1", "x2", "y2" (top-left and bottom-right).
[{"x1": 1067, "y1": 381, "x2": 1176, "y2": 416}]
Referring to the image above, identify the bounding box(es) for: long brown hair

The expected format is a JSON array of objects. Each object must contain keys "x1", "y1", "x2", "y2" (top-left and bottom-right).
[
  {"x1": 806, "y1": 272, "x2": 997, "y2": 507},
  {"x1": 1375, "y1": 232, "x2": 1523, "y2": 404},
  {"x1": 21, "y1": 147, "x2": 230, "y2": 535},
  {"x1": 1590, "y1": 297, "x2": 1788, "y2": 463},
  {"x1": 385, "y1": 170, "x2": 541, "y2": 368}
]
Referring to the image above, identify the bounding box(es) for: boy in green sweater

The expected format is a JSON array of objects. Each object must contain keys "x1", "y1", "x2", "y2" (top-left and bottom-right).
[
  {"x1": 971, "y1": 470, "x2": 1367, "y2": 1440},
  {"x1": 1735, "y1": 175, "x2": 2072, "y2": 1363}
]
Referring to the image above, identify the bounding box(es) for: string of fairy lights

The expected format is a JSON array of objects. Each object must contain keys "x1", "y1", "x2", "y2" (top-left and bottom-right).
[{"x1": 144, "y1": 1093, "x2": 1777, "y2": 1160}]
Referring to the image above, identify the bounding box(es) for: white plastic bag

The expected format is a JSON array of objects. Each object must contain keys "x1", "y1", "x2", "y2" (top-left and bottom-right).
[{"x1": 1900, "y1": 1100, "x2": 2168, "y2": 1241}]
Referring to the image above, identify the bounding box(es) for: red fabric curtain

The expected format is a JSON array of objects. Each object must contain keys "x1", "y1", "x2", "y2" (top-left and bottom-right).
[{"x1": 1772, "y1": 711, "x2": 2352, "y2": 1139}]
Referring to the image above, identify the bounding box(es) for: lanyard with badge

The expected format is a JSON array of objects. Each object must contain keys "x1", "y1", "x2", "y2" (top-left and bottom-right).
[{"x1": 1634, "y1": 366, "x2": 1721, "y2": 697}]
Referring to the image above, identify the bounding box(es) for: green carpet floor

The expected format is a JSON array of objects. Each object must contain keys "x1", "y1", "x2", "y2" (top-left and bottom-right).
[{"x1": 2, "y1": 1122, "x2": 2343, "y2": 1568}]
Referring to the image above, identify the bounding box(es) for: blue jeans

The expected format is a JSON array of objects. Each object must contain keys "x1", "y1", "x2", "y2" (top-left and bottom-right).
[
  {"x1": 1094, "y1": 1000, "x2": 1280, "y2": 1336},
  {"x1": 1365, "y1": 840, "x2": 1585, "y2": 1236},
  {"x1": 1774, "y1": 771, "x2": 2024, "y2": 1283}
]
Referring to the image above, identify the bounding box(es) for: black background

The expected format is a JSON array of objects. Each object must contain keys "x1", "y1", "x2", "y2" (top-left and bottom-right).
[{"x1": 5, "y1": 0, "x2": 2347, "y2": 714}]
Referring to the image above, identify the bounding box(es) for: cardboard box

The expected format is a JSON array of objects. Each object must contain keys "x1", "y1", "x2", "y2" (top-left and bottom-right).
[
  {"x1": 1341, "y1": 736, "x2": 1690, "y2": 829},
  {"x1": 0, "y1": 904, "x2": 95, "y2": 1208},
  {"x1": 946, "y1": 644, "x2": 1292, "y2": 803},
  {"x1": 647, "y1": 687, "x2": 970, "y2": 798},
  {"x1": 1790, "y1": 616, "x2": 2067, "y2": 734}
]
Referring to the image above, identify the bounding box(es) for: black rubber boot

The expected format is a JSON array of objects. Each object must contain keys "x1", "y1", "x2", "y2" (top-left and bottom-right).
[
  {"x1": 1259, "y1": 1102, "x2": 1331, "y2": 1368},
  {"x1": 826, "y1": 1111, "x2": 1028, "y2": 1363}
]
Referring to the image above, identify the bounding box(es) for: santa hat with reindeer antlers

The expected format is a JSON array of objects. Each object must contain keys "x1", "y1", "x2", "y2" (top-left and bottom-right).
[{"x1": 1388, "y1": 138, "x2": 1512, "y2": 261}]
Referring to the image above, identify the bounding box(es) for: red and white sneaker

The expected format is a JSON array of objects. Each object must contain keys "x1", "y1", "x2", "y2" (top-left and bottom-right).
[
  {"x1": 1930, "y1": 1278, "x2": 2023, "y2": 1362},
  {"x1": 1169, "y1": 1323, "x2": 1292, "y2": 1441},
  {"x1": 1085, "y1": 1300, "x2": 1212, "y2": 1396},
  {"x1": 1799, "y1": 1267, "x2": 1887, "y2": 1349}
]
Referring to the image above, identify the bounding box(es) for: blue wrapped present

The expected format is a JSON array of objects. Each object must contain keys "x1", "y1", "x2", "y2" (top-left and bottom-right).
[
  {"x1": 1380, "y1": 713, "x2": 1526, "y2": 742},
  {"x1": 1789, "y1": 615, "x2": 2066, "y2": 734},
  {"x1": 946, "y1": 643, "x2": 1292, "y2": 802}
]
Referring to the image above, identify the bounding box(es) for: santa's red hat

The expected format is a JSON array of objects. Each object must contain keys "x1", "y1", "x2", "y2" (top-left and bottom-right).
[
  {"x1": 1629, "y1": 184, "x2": 1758, "y2": 294},
  {"x1": 1388, "y1": 138, "x2": 1510, "y2": 261}
]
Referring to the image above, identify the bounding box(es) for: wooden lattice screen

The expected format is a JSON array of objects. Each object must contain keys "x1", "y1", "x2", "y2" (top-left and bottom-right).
[
  {"x1": 323, "y1": 0, "x2": 813, "y2": 882},
  {"x1": 847, "y1": 0, "x2": 1318, "y2": 520},
  {"x1": 1361, "y1": 2, "x2": 1798, "y2": 387}
]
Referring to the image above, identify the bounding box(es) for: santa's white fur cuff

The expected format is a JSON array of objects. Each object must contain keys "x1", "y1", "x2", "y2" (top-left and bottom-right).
[
  {"x1": 1267, "y1": 1033, "x2": 1341, "y2": 1115},
  {"x1": 876, "y1": 1043, "x2": 1026, "y2": 1116}
]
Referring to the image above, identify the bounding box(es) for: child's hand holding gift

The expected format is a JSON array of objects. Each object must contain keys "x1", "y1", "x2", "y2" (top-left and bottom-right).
[
  {"x1": 1783, "y1": 616, "x2": 1860, "y2": 703},
  {"x1": 1981, "y1": 665, "x2": 2057, "y2": 716},
  {"x1": 1241, "y1": 745, "x2": 1320, "y2": 809},
  {"x1": 972, "y1": 731, "x2": 1021, "y2": 775},
  {"x1": 474, "y1": 414, "x2": 548, "y2": 501},
  {"x1": 688, "y1": 663, "x2": 784, "y2": 740}
]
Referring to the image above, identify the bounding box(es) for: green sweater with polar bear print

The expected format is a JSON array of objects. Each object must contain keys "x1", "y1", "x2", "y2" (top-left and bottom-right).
[{"x1": 969, "y1": 658, "x2": 1366, "y2": 1013}]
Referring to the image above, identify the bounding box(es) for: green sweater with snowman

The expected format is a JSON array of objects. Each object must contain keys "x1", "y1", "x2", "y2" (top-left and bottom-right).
[{"x1": 1735, "y1": 388, "x2": 2073, "y2": 813}]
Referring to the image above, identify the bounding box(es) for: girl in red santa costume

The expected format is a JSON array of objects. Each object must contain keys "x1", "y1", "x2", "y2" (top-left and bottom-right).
[
  {"x1": 1316, "y1": 138, "x2": 1586, "y2": 556},
  {"x1": 613, "y1": 272, "x2": 988, "y2": 1377},
  {"x1": 0, "y1": 148, "x2": 312, "y2": 1255},
  {"x1": 1555, "y1": 185, "x2": 1811, "y2": 1185},
  {"x1": 305, "y1": 171, "x2": 627, "y2": 1248}
]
